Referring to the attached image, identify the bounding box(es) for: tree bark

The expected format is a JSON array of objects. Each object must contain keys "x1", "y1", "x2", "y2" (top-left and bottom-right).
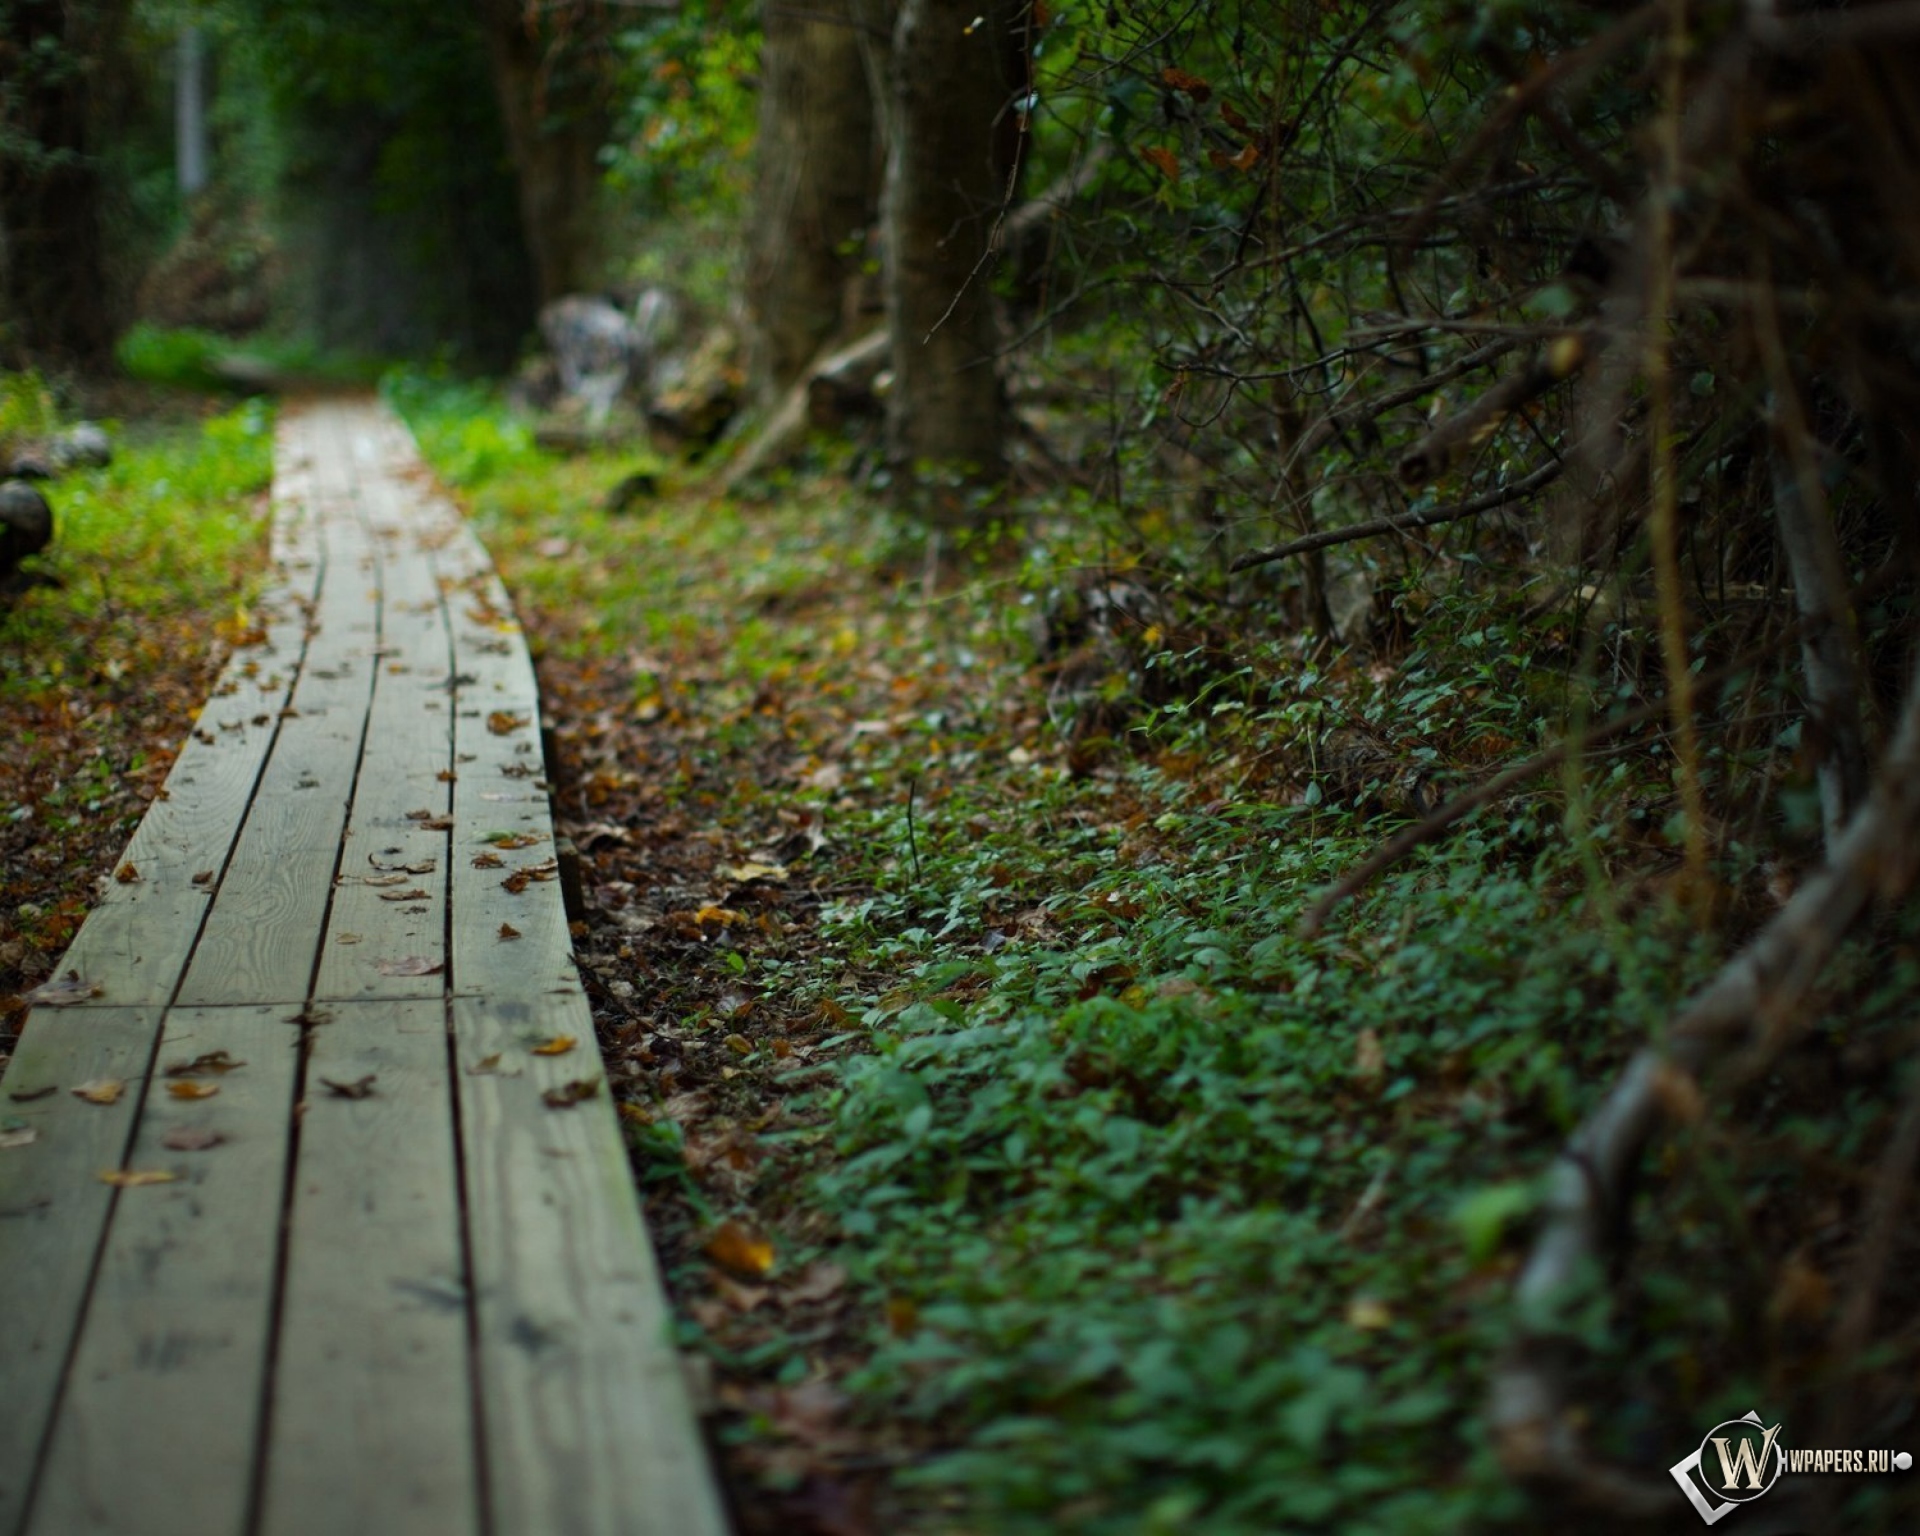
[
  {"x1": 747, "y1": 0, "x2": 882, "y2": 407},
  {"x1": 0, "y1": 0, "x2": 124, "y2": 365},
  {"x1": 475, "y1": 0, "x2": 611, "y2": 305},
  {"x1": 880, "y1": 0, "x2": 1029, "y2": 499}
]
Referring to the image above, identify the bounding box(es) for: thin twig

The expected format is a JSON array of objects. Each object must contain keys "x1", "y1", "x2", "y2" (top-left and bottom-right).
[{"x1": 1230, "y1": 458, "x2": 1563, "y2": 573}]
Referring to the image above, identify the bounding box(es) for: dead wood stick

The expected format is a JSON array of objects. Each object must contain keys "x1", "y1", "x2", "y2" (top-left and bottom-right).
[
  {"x1": 1487, "y1": 651, "x2": 1920, "y2": 1503},
  {"x1": 1230, "y1": 458, "x2": 1563, "y2": 574},
  {"x1": 1396, "y1": 332, "x2": 1592, "y2": 486}
]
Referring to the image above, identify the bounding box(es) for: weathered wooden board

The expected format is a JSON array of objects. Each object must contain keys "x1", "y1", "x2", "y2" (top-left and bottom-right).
[
  {"x1": 453, "y1": 995, "x2": 726, "y2": 1536},
  {"x1": 444, "y1": 563, "x2": 580, "y2": 1001},
  {"x1": 0, "y1": 1007, "x2": 163, "y2": 1533},
  {"x1": 177, "y1": 483, "x2": 380, "y2": 1008},
  {"x1": 28, "y1": 1004, "x2": 299, "y2": 1536},
  {"x1": 312, "y1": 471, "x2": 455, "y2": 1003},
  {"x1": 260, "y1": 999, "x2": 479, "y2": 1536}
]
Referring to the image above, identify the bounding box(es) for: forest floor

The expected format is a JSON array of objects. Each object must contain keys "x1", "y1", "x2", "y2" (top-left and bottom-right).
[{"x1": 5, "y1": 377, "x2": 1916, "y2": 1536}]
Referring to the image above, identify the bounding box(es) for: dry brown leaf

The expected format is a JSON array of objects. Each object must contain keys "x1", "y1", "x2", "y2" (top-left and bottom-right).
[
  {"x1": 166, "y1": 1049, "x2": 245, "y2": 1076},
  {"x1": 436, "y1": 768, "x2": 457, "y2": 782},
  {"x1": 375, "y1": 956, "x2": 444, "y2": 977},
  {"x1": 99, "y1": 1168, "x2": 179, "y2": 1187},
  {"x1": 486, "y1": 711, "x2": 530, "y2": 735},
  {"x1": 115, "y1": 862, "x2": 140, "y2": 884},
  {"x1": 473, "y1": 851, "x2": 505, "y2": 869},
  {"x1": 541, "y1": 1078, "x2": 600, "y2": 1109},
  {"x1": 321, "y1": 1074, "x2": 378, "y2": 1100},
  {"x1": 8, "y1": 1084, "x2": 56, "y2": 1102},
  {"x1": 0, "y1": 1126, "x2": 38, "y2": 1149},
  {"x1": 498, "y1": 923, "x2": 522, "y2": 941},
  {"x1": 704, "y1": 1219, "x2": 775, "y2": 1279},
  {"x1": 336, "y1": 932, "x2": 363, "y2": 944},
  {"x1": 161, "y1": 1127, "x2": 225, "y2": 1152},
  {"x1": 785, "y1": 1261, "x2": 848, "y2": 1307},
  {"x1": 1141, "y1": 145, "x2": 1181, "y2": 182},
  {"x1": 71, "y1": 1078, "x2": 125, "y2": 1106},
  {"x1": 377, "y1": 888, "x2": 433, "y2": 902},
  {"x1": 166, "y1": 1081, "x2": 220, "y2": 1101},
  {"x1": 191, "y1": 869, "x2": 215, "y2": 886},
  {"x1": 1160, "y1": 64, "x2": 1212, "y2": 100},
  {"x1": 531, "y1": 1034, "x2": 576, "y2": 1056},
  {"x1": 482, "y1": 831, "x2": 544, "y2": 849},
  {"x1": 466, "y1": 1053, "x2": 522, "y2": 1077}
]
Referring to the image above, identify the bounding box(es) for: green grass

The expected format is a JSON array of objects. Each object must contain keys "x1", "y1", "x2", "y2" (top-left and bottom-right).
[{"x1": 1, "y1": 396, "x2": 275, "y2": 696}]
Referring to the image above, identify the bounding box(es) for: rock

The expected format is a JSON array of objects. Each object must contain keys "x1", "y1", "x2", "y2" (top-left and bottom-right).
[
  {"x1": 6, "y1": 450, "x2": 56, "y2": 481},
  {"x1": 647, "y1": 324, "x2": 743, "y2": 451},
  {"x1": 0, "y1": 479, "x2": 54, "y2": 572},
  {"x1": 55, "y1": 422, "x2": 111, "y2": 470},
  {"x1": 605, "y1": 472, "x2": 659, "y2": 513}
]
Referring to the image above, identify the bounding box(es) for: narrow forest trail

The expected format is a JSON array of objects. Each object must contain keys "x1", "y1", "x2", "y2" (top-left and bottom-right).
[{"x1": 0, "y1": 398, "x2": 724, "y2": 1536}]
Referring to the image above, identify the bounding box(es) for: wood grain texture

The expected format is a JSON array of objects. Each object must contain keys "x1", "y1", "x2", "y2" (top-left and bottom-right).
[
  {"x1": 28, "y1": 1004, "x2": 299, "y2": 1536},
  {"x1": 0, "y1": 1007, "x2": 162, "y2": 1534},
  {"x1": 312, "y1": 470, "x2": 455, "y2": 1003},
  {"x1": 454, "y1": 995, "x2": 726, "y2": 1536},
  {"x1": 260, "y1": 1000, "x2": 479, "y2": 1536},
  {"x1": 178, "y1": 461, "x2": 378, "y2": 1008}
]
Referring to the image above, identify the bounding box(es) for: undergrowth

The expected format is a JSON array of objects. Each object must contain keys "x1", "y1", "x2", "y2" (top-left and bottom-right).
[{"x1": 394, "y1": 375, "x2": 1920, "y2": 1535}]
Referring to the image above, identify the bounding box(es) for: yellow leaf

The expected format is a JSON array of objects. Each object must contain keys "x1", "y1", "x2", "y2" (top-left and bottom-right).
[
  {"x1": 532, "y1": 1035, "x2": 576, "y2": 1056},
  {"x1": 704, "y1": 1219, "x2": 775, "y2": 1279},
  {"x1": 1347, "y1": 1295, "x2": 1393, "y2": 1330},
  {"x1": 166, "y1": 1081, "x2": 220, "y2": 1101},
  {"x1": 99, "y1": 1168, "x2": 178, "y2": 1187},
  {"x1": 486, "y1": 711, "x2": 530, "y2": 736},
  {"x1": 71, "y1": 1078, "x2": 125, "y2": 1105}
]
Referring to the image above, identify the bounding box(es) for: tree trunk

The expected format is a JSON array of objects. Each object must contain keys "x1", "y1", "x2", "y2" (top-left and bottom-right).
[
  {"x1": 0, "y1": 0, "x2": 124, "y2": 365},
  {"x1": 880, "y1": 0, "x2": 1029, "y2": 500},
  {"x1": 176, "y1": 24, "x2": 208, "y2": 198},
  {"x1": 747, "y1": 0, "x2": 882, "y2": 407},
  {"x1": 475, "y1": 0, "x2": 610, "y2": 305}
]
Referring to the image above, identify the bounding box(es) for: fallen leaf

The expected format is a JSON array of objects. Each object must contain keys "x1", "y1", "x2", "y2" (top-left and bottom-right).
[
  {"x1": 25, "y1": 971, "x2": 103, "y2": 1007},
  {"x1": 467, "y1": 1053, "x2": 502, "y2": 1074},
  {"x1": 336, "y1": 932, "x2": 363, "y2": 944},
  {"x1": 498, "y1": 923, "x2": 521, "y2": 940},
  {"x1": 166, "y1": 1081, "x2": 220, "y2": 1101},
  {"x1": 375, "y1": 956, "x2": 444, "y2": 977},
  {"x1": 541, "y1": 1078, "x2": 600, "y2": 1109},
  {"x1": 720, "y1": 860, "x2": 789, "y2": 885},
  {"x1": 473, "y1": 852, "x2": 505, "y2": 869},
  {"x1": 321, "y1": 1075, "x2": 378, "y2": 1099},
  {"x1": 725, "y1": 1033, "x2": 753, "y2": 1056},
  {"x1": 705, "y1": 1219, "x2": 775, "y2": 1279},
  {"x1": 114, "y1": 862, "x2": 140, "y2": 883},
  {"x1": 487, "y1": 711, "x2": 530, "y2": 735},
  {"x1": 436, "y1": 768, "x2": 457, "y2": 782},
  {"x1": 71, "y1": 1078, "x2": 125, "y2": 1105},
  {"x1": 0, "y1": 1126, "x2": 38, "y2": 1149},
  {"x1": 785, "y1": 1261, "x2": 848, "y2": 1306},
  {"x1": 694, "y1": 905, "x2": 743, "y2": 927},
  {"x1": 1141, "y1": 145, "x2": 1181, "y2": 182},
  {"x1": 369, "y1": 854, "x2": 436, "y2": 874},
  {"x1": 161, "y1": 1127, "x2": 225, "y2": 1152},
  {"x1": 482, "y1": 831, "x2": 544, "y2": 849},
  {"x1": 377, "y1": 888, "x2": 433, "y2": 902},
  {"x1": 8, "y1": 1084, "x2": 56, "y2": 1102},
  {"x1": 531, "y1": 1035, "x2": 576, "y2": 1056},
  {"x1": 98, "y1": 1168, "x2": 178, "y2": 1187},
  {"x1": 363, "y1": 872, "x2": 411, "y2": 887},
  {"x1": 191, "y1": 869, "x2": 215, "y2": 886},
  {"x1": 166, "y1": 1050, "x2": 245, "y2": 1076}
]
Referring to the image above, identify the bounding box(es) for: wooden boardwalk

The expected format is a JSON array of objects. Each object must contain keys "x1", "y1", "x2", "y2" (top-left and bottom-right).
[{"x1": 0, "y1": 400, "x2": 726, "y2": 1536}]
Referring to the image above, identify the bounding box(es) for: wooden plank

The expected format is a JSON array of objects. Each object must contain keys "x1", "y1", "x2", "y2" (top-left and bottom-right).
[
  {"x1": 454, "y1": 995, "x2": 726, "y2": 1536},
  {"x1": 0, "y1": 1007, "x2": 163, "y2": 1533},
  {"x1": 177, "y1": 491, "x2": 381, "y2": 1008},
  {"x1": 260, "y1": 999, "x2": 479, "y2": 1536},
  {"x1": 312, "y1": 465, "x2": 455, "y2": 1003},
  {"x1": 444, "y1": 563, "x2": 580, "y2": 1000},
  {"x1": 28, "y1": 1004, "x2": 300, "y2": 1536}
]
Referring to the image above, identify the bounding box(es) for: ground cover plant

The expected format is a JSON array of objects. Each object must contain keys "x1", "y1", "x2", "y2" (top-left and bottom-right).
[
  {"x1": 395, "y1": 374, "x2": 1920, "y2": 1534},
  {"x1": 0, "y1": 379, "x2": 274, "y2": 1048}
]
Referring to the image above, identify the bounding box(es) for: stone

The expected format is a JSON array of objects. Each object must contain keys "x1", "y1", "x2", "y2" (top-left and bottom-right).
[{"x1": 0, "y1": 479, "x2": 54, "y2": 572}]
